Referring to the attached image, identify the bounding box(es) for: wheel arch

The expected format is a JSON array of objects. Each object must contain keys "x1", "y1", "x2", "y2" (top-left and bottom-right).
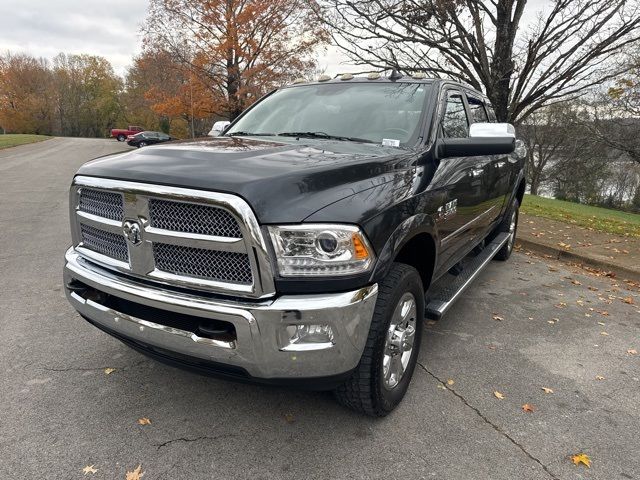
[{"x1": 370, "y1": 214, "x2": 438, "y2": 291}]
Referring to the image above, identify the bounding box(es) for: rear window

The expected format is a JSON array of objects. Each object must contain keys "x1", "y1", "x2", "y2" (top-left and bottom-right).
[{"x1": 467, "y1": 96, "x2": 489, "y2": 123}]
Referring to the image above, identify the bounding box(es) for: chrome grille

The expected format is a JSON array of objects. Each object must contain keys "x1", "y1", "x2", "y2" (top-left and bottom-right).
[
  {"x1": 153, "y1": 243, "x2": 253, "y2": 284},
  {"x1": 78, "y1": 188, "x2": 123, "y2": 221},
  {"x1": 70, "y1": 177, "x2": 275, "y2": 298},
  {"x1": 80, "y1": 224, "x2": 128, "y2": 262},
  {"x1": 149, "y1": 199, "x2": 242, "y2": 237}
]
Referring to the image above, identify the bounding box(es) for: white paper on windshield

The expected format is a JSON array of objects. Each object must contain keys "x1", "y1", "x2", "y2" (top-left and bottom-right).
[{"x1": 382, "y1": 138, "x2": 400, "y2": 147}]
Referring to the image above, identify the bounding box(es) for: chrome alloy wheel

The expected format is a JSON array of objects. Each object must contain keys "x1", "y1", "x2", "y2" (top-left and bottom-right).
[
  {"x1": 382, "y1": 292, "x2": 418, "y2": 389},
  {"x1": 507, "y1": 210, "x2": 517, "y2": 250}
]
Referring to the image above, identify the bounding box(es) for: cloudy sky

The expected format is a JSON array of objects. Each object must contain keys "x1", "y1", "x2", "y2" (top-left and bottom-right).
[{"x1": 0, "y1": 0, "x2": 549, "y2": 78}]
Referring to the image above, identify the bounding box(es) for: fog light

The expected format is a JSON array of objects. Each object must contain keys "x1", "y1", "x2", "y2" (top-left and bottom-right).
[{"x1": 281, "y1": 324, "x2": 335, "y2": 351}]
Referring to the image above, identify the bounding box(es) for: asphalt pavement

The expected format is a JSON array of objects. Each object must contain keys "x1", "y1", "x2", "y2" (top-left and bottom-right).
[{"x1": 1, "y1": 137, "x2": 638, "y2": 479}]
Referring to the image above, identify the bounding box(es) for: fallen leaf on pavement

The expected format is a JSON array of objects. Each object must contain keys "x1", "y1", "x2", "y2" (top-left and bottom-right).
[
  {"x1": 103, "y1": 368, "x2": 116, "y2": 375},
  {"x1": 126, "y1": 465, "x2": 144, "y2": 480},
  {"x1": 494, "y1": 391, "x2": 505, "y2": 399},
  {"x1": 447, "y1": 379, "x2": 455, "y2": 386},
  {"x1": 522, "y1": 403, "x2": 535, "y2": 413},
  {"x1": 82, "y1": 465, "x2": 98, "y2": 475},
  {"x1": 588, "y1": 286, "x2": 599, "y2": 291},
  {"x1": 597, "y1": 321, "x2": 606, "y2": 326},
  {"x1": 542, "y1": 387, "x2": 554, "y2": 394},
  {"x1": 571, "y1": 453, "x2": 591, "y2": 468},
  {"x1": 548, "y1": 266, "x2": 559, "y2": 272},
  {"x1": 600, "y1": 331, "x2": 609, "y2": 336},
  {"x1": 492, "y1": 315, "x2": 504, "y2": 321},
  {"x1": 137, "y1": 418, "x2": 151, "y2": 426},
  {"x1": 627, "y1": 349, "x2": 638, "y2": 355},
  {"x1": 283, "y1": 413, "x2": 296, "y2": 423},
  {"x1": 554, "y1": 302, "x2": 567, "y2": 308},
  {"x1": 623, "y1": 297, "x2": 634, "y2": 305},
  {"x1": 437, "y1": 384, "x2": 447, "y2": 390},
  {"x1": 595, "y1": 375, "x2": 605, "y2": 380},
  {"x1": 571, "y1": 280, "x2": 582, "y2": 285}
]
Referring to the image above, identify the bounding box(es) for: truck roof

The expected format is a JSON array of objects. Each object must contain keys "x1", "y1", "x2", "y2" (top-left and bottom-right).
[{"x1": 283, "y1": 74, "x2": 487, "y2": 101}]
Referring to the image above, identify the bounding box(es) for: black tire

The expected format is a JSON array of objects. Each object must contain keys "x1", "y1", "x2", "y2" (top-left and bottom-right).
[
  {"x1": 494, "y1": 198, "x2": 519, "y2": 261},
  {"x1": 334, "y1": 263, "x2": 424, "y2": 416},
  {"x1": 138, "y1": 141, "x2": 147, "y2": 148},
  {"x1": 117, "y1": 134, "x2": 126, "y2": 142}
]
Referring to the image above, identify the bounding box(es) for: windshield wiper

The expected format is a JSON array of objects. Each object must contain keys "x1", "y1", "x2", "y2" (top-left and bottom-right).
[
  {"x1": 226, "y1": 131, "x2": 275, "y2": 137},
  {"x1": 277, "y1": 131, "x2": 374, "y2": 143}
]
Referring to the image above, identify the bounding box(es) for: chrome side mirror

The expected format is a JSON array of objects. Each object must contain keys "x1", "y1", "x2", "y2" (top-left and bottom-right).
[
  {"x1": 208, "y1": 120, "x2": 231, "y2": 137},
  {"x1": 469, "y1": 122, "x2": 515, "y2": 138},
  {"x1": 438, "y1": 122, "x2": 516, "y2": 158}
]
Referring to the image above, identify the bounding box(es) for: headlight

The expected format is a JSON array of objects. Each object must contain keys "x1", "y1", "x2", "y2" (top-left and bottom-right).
[{"x1": 268, "y1": 224, "x2": 375, "y2": 277}]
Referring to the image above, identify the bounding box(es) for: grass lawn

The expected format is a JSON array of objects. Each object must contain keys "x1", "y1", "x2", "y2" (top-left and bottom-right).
[
  {"x1": 521, "y1": 194, "x2": 640, "y2": 237},
  {"x1": 0, "y1": 134, "x2": 51, "y2": 149}
]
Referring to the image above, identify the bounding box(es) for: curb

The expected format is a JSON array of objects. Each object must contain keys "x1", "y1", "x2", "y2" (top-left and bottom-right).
[{"x1": 516, "y1": 238, "x2": 640, "y2": 283}]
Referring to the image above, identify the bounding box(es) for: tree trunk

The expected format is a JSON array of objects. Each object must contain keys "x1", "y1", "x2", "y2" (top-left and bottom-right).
[{"x1": 487, "y1": 1, "x2": 517, "y2": 122}]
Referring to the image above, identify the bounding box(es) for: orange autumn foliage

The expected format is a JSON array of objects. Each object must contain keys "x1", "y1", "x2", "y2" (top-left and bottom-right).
[{"x1": 144, "y1": 0, "x2": 329, "y2": 119}]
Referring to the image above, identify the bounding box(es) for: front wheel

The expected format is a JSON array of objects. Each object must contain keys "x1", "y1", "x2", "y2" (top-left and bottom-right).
[
  {"x1": 334, "y1": 263, "x2": 424, "y2": 416},
  {"x1": 494, "y1": 198, "x2": 519, "y2": 261},
  {"x1": 138, "y1": 141, "x2": 147, "y2": 148}
]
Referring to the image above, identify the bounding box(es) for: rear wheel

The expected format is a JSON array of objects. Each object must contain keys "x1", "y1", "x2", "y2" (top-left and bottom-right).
[
  {"x1": 494, "y1": 198, "x2": 519, "y2": 261},
  {"x1": 117, "y1": 134, "x2": 126, "y2": 142},
  {"x1": 334, "y1": 263, "x2": 424, "y2": 416}
]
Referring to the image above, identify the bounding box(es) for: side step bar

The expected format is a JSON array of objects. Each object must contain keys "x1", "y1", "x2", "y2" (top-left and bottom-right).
[{"x1": 425, "y1": 232, "x2": 511, "y2": 319}]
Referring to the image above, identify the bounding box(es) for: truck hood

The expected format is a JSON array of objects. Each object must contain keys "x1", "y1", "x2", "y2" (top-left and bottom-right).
[{"x1": 78, "y1": 137, "x2": 417, "y2": 223}]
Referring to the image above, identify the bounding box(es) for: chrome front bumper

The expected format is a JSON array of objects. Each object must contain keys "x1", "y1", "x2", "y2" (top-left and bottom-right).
[{"x1": 63, "y1": 248, "x2": 378, "y2": 381}]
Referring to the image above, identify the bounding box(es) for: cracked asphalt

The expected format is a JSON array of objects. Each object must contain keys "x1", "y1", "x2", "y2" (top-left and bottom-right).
[{"x1": 1, "y1": 138, "x2": 639, "y2": 479}]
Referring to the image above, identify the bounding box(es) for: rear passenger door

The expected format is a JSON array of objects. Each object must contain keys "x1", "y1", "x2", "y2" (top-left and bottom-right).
[{"x1": 466, "y1": 95, "x2": 511, "y2": 224}]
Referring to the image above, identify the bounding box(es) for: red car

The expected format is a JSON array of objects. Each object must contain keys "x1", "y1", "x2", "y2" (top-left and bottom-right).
[{"x1": 110, "y1": 125, "x2": 144, "y2": 142}]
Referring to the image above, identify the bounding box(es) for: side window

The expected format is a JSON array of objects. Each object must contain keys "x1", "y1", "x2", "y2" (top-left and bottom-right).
[
  {"x1": 485, "y1": 105, "x2": 497, "y2": 122},
  {"x1": 441, "y1": 92, "x2": 469, "y2": 138},
  {"x1": 467, "y1": 96, "x2": 489, "y2": 124}
]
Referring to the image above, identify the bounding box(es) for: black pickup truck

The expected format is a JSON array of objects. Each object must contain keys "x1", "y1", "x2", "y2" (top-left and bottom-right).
[{"x1": 63, "y1": 75, "x2": 526, "y2": 416}]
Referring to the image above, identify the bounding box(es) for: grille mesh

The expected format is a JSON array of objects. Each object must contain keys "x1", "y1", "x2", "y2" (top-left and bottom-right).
[
  {"x1": 78, "y1": 188, "x2": 124, "y2": 221},
  {"x1": 80, "y1": 224, "x2": 129, "y2": 262},
  {"x1": 153, "y1": 243, "x2": 252, "y2": 284},
  {"x1": 149, "y1": 199, "x2": 242, "y2": 238}
]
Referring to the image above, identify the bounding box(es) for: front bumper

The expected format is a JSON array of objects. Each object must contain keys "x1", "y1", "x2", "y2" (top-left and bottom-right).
[{"x1": 63, "y1": 248, "x2": 378, "y2": 384}]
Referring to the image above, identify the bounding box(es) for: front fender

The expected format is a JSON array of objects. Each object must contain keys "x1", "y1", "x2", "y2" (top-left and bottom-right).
[{"x1": 368, "y1": 213, "x2": 438, "y2": 284}]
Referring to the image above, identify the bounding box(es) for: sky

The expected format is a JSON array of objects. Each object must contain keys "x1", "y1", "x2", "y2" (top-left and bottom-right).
[{"x1": 0, "y1": 0, "x2": 549, "y2": 78}]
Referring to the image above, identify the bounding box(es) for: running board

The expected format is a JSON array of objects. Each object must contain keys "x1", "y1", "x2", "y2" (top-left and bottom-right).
[{"x1": 425, "y1": 232, "x2": 510, "y2": 319}]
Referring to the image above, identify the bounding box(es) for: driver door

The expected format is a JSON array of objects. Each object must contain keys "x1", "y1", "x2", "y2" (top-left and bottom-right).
[{"x1": 431, "y1": 89, "x2": 493, "y2": 270}]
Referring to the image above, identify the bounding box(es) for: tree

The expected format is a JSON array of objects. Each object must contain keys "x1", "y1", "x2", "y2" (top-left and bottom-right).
[
  {"x1": 588, "y1": 53, "x2": 640, "y2": 164},
  {"x1": 51, "y1": 54, "x2": 122, "y2": 137},
  {"x1": 121, "y1": 50, "x2": 200, "y2": 137},
  {"x1": 519, "y1": 103, "x2": 584, "y2": 195},
  {"x1": 143, "y1": 0, "x2": 329, "y2": 120},
  {"x1": 0, "y1": 53, "x2": 53, "y2": 134},
  {"x1": 318, "y1": 0, "x2": 640, "y2": 123}
]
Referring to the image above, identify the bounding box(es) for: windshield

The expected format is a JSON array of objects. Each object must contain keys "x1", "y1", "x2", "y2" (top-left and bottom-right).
[{"x1": 226, "y1": 82, "x2": 430, "y2": 145}]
